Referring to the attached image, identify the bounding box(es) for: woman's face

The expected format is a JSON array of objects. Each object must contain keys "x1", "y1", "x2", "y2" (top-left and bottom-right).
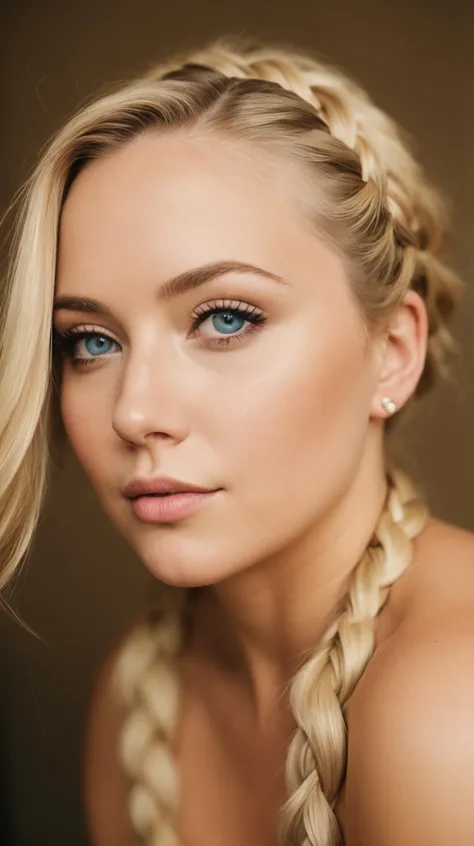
[{"x1": 54, "y1": 132, "x2": 382, "y2": 586}]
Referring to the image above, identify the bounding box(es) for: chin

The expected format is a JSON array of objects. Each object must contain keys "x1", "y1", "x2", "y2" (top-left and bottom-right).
[
  {"x1": 132, "y1": 533, "x2": 240, "y2": 589},
  {"x1": 141, "y1": 556, "x2": 229, "y2": 589},
  {"x1": 114, "y1": 505, "x2": 277, "y2": 588}
]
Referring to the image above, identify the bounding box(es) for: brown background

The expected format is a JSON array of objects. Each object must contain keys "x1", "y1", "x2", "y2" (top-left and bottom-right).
[{"x1": 1, "y1": 1, "x2": 473, "y2": 844}]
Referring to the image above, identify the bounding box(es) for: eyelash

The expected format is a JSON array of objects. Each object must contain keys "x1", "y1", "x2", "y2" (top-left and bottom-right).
[{"x1": 53, "y1": 300, "x2": 267, "y2": 367}]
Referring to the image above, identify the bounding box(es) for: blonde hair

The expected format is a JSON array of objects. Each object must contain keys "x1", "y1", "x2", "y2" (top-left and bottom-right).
[{"x1": 0, "y1": 35, "x2": 463, "y2": 844}]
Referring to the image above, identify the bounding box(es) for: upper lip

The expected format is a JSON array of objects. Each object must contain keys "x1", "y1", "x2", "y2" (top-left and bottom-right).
[{"x1": 123, "y1": 476, "x2": 218, "y2": 499}]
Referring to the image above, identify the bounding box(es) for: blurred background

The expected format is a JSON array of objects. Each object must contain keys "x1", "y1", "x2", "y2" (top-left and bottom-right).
[{"x1": 0, "y1": 0, "x2": 473, "y2": 843}]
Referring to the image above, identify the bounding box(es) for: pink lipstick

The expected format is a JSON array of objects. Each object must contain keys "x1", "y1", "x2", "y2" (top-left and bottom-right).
[{"x1": 122, "y1": 476, "x2": 220, "y2": 524}]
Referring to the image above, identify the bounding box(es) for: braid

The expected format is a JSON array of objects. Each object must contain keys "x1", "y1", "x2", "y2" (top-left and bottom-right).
[
  {"x1": 113, "y1": 586, "x2": 188, "y2": 845},
  {"x1": 148, "y1": 47, "x2": 386, "y2": 190},
  {"x1": 279, "y1": 469, "x2": 428, "y2": 846}
]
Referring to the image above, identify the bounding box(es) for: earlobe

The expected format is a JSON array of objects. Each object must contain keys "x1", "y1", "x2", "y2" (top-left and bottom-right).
[{"x1": 371, "y1": 290, "x2": 428, "y2": 420}]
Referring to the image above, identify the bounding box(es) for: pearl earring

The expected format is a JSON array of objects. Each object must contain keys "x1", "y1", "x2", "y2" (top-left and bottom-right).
[{"x1": 381, "y1": 396, "x2": 397, "y2": 415}]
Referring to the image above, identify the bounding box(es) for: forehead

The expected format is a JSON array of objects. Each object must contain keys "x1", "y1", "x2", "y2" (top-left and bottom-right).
[{"x1": 56, "y1": 131, "x2": 342, "y2": 298}]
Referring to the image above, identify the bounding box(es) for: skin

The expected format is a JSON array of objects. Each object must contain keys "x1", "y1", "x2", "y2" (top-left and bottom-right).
[{"x1": 54, "y1": 132, "x2": 474, "y2": 846}]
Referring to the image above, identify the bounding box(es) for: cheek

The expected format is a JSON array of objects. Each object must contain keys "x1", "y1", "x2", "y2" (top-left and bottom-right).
[
  {"x1": 219, "y1": 323, "x2": 373, "y2": 510},
  {"x1": 59, "y1": 375, "x2": 111, "y2": 481}
]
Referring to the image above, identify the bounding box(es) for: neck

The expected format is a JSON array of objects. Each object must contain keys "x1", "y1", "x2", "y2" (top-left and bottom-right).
[{"x1": 194, "y1": 446, "x2": 387, "y2": 728}]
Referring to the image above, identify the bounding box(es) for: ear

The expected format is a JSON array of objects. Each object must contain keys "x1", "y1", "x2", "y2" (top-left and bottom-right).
[{"x1": 370, "y1": 290, "x2": 428, "y2": 420}]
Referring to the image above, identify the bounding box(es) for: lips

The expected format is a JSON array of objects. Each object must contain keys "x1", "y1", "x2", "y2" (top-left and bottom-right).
[
  {"x1": 122, "y1": 475, "x2": 219, "y2": 500},
  {"x1": 127, "y1": 487, "x2": 220, "y2": 524}
]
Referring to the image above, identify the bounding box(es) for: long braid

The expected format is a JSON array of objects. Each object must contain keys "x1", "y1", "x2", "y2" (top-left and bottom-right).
[
  {"x1": 279, "y1": 469, "x2": 428, "y2": 845},
  {"x1": 113, "y1": 587, "x2": 188, "y2": 845}
]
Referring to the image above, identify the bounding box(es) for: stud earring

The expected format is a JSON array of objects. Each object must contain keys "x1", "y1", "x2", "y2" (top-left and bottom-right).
[{"x1": 381, "y1": 396, "x2": 397, "y2": 415}]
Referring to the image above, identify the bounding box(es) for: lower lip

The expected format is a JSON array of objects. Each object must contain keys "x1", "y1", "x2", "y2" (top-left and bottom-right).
[{"x1": 129, "y1": 490, "x2": 220, "y2": 523}]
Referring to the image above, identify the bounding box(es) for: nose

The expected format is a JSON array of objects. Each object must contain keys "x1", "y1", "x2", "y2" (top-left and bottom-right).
[{"x1": 112, "y1": 350, "x2": 190, "y2": 447}]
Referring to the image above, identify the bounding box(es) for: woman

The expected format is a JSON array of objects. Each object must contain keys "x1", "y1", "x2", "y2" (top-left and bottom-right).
[{"x1": 1, "y1": 37, "x2": 473, "y2": 846}]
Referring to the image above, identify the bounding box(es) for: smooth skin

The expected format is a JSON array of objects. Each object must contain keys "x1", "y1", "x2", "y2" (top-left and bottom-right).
[{"x1": 54, "y1": 132, "x2": 474, "y2": 846}]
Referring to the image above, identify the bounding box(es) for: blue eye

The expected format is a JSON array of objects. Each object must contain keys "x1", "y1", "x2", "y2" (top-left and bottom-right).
[
  {"x1": 54, "y1": 329, "x2": 119, "y2": 365},
  {"x1": 210, "y1": 312, "x2": 246, "y2": 335},
  {"x1": 82, "y1": 334, "x2": 115, "y2": 356},
  {"x1": 192, "y1": 302, "x2": 267, "y2": 342}
]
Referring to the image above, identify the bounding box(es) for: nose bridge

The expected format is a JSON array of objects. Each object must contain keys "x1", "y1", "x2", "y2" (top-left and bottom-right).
[{"x1": 112, "y1": 337, "x2": 189, "y2": 443}]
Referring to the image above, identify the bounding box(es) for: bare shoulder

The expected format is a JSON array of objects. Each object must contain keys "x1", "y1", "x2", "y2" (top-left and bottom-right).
[
  {"x1": 343, "y1": 518, "x2": 474, "y2": 846},
  {"x1": 83, "y1": 632, "x2": 135, "y2": 846},
  {"x1": 404, "y1": 516, "x2": 474, "y2": 606}
]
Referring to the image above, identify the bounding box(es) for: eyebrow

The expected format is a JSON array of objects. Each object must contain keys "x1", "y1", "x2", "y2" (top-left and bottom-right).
[{"x1": 53, "y1": 260, "x2": 287, "y2": 315}]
